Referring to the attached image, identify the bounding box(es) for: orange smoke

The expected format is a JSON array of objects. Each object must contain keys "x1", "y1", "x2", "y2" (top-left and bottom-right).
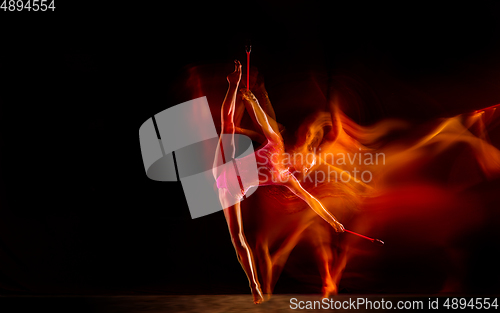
[{"x1": 178, "y1": 63, "x2": 500, "y2": 300}]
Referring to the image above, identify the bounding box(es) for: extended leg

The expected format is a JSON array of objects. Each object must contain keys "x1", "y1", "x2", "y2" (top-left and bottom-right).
[
  {"x1": 213, "y1": 61, "x2": 264, "y2": 176},
  {"x1": 221, "y1": 191, "x2": 264, "y2": 304}
]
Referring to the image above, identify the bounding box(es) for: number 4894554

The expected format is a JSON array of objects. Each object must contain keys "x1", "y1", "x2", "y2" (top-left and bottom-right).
[{"x1": 1, "y1": 0, "x2": 55, "y2": 11}]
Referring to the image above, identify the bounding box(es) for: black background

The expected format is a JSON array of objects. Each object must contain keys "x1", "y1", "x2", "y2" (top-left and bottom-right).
[{"x1": 0, "y1": 1, "x2": 499, "y2": 296}]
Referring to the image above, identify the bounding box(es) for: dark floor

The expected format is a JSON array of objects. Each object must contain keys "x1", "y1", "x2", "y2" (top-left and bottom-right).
[{"x1": 0, "y1": 294, "x2": 496, "y2": 313}]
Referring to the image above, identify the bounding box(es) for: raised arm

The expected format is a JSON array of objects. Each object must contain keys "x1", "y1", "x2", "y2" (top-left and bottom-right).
[
  {"x1": 240, "y1": 89, "x2": 282, "y2": 145},
  {"x1": 239, "y1": 89, "x2": 344, "y2": 232}
]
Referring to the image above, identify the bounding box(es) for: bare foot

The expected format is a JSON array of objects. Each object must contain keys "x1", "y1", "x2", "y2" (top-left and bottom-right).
[
  {"x1": 252, "y1": 288, "x2": 265, "y2": 304},
  {"x1": 322, "y1": 283, "x2": 338, "y2": 299},
  {"x1": 227, "y1": 60, "x2": 242, "y2": 85}
]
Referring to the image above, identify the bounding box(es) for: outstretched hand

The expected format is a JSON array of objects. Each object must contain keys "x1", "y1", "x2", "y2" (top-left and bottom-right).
[
  {"x1": 331, "y1": 220, "x2": 345, "y2": 233},
  {"x1": 227, "y1": 60, "x2": 242, "y2": 86}
]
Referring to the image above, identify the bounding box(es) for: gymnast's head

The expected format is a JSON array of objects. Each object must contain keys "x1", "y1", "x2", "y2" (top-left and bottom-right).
[{"x1": 282, "y1": 111, "x2": 333, "y2": 176}]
